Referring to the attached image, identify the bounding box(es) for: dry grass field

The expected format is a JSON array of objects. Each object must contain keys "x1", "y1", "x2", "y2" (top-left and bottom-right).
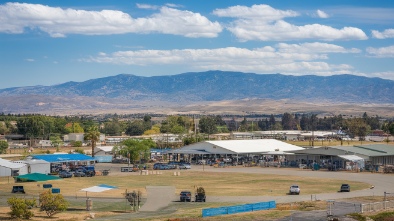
[{"x1": 0, "y1": 169, "x2": 371, "y2": 220}]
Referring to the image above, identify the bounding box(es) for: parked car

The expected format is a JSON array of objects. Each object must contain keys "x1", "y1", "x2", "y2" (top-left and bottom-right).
[
  {"x1": 58, "y1": 170, "x2": 72, "y2": 178},
  {"x1": 289, "y1": 184, "x2": 300, "y2": 195},
  {"x1": 340, "y1": 184, "x2": 350, "y2": 192},
  {"x1": 179, "y1": 163, "x2": 191, "y2": 169},
  {"x1": 11, "y1": 186, "x2": 25, "y2": 194},
  {"x1": 154, "y1": 163, "x2": 170, "y2": 170},
  {"x1": 73, "y1": 170, "x2": 86, "y2": 177},
  {"x1": 180, "y1": 191, "x2": 192, "y2": 202}
]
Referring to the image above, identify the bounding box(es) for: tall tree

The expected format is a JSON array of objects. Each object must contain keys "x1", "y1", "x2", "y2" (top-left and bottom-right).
[
  {"x1": 281, "y1": 112, "x2": 297, "y2": 130},
  {"x1": 199, "y1": 116, "x2": 218, "y2": 138},
  {"x1": 125, "y1": 120, "x2": 145, "y2": 136},
  {"x1": 84, "y1": 126, "x2": 100, "y2": 157},
  {"x1": 269, "y1": 114, "x2": 276, "y2": 129},
  {"x1": 114, "y1": 139, "x2": 156, "y2": 163}
]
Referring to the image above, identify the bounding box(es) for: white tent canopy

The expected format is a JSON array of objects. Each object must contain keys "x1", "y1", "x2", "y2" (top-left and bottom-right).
[{"x1": 80, "y1": 184, "x2": 117, "y2": 193}]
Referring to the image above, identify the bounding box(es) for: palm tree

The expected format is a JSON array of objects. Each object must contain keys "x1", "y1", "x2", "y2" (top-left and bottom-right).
[{"x1": 84, "y1": 126, "x2": 100, "y2": 157}]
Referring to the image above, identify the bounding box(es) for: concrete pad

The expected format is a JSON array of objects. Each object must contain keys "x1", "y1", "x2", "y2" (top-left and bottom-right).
[{"x1": 139, "y1": 186, "x2": 176, "y2": 212}]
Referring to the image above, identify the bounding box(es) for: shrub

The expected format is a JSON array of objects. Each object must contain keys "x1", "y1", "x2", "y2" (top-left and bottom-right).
[
  {"x1": 7, "y1": 197, "x2": 34, "y2": 219},
  {"x1": 73, "y1": 147, "x2": 84, "y2": 154},
  {"x1": 348, "y1": 213, "x2": 366, "y2": 221},
  {"x1": 39, "y1": 190, "x2": 69, "y2": 217},
  {"x1": 71, "y1": 141, "x2": 83, "y2": 147},
  {"x1": 369, "y1": 211, "x2": 394, "y2": 221}
]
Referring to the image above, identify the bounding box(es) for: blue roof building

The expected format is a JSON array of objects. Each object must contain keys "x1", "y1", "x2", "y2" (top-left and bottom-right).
[{"x1": 31, "y1": 153, "x2": 95, "y2": 163}]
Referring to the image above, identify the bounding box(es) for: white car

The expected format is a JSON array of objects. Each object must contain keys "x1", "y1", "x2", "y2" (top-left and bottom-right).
[
  {"x1": 289, "y1": 185, "x2": 300, "y2": 195},
  {"x1": 179, "y1": 164, "x2": 191, "y2": 169}
]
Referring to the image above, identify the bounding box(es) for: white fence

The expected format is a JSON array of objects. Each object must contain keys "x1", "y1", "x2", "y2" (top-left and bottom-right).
[{"x1": 361, "y1": 200, "x2": 394, "y2": 213}]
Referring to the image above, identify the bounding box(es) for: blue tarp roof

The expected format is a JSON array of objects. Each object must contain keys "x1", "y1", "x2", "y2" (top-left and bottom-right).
[{"x1": 31, "y1": 153, "x2": 95, "y2": 163}]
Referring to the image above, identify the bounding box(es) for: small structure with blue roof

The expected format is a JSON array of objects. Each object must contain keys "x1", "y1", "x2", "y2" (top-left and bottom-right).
[{"x1": 31, "y1": 153, "x2": 95, "y2": 173}]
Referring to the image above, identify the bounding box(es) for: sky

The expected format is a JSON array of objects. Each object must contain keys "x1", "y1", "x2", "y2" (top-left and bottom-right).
[{"x1": 1, "y1": 0, "x2": 394, "y2": 89}]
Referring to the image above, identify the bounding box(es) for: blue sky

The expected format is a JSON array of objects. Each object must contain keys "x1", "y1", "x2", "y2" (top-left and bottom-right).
[{"x1": 1, "y1": 1, "x2": 394, "y2": 89}]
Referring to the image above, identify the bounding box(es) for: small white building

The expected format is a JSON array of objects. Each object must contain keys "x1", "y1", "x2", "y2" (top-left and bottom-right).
[
  {"x1": 14, "y1": 158, "x2": 51, "y2": 175},
  {"x1": 38, "y1": 140, "x2": 52, "y2": 147},
  {"x1": 64, "y1": 133, "x2": 85, "y2": 142},
  {"x1": 0, "y1": 158, "x2": 28, "y2": 177}
]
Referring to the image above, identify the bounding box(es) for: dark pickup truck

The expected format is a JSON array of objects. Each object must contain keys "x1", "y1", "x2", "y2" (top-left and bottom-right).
[{"x1": 12, "y1": 186, "x2": 25, "y2": 194}]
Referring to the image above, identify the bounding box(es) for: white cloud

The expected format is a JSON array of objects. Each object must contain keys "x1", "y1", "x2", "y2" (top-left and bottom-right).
[
  {"x1": 165, "y1": 3, "x2": 183, "y2": 8},
  {"x1": 367, "y1": 71, "x2": 394, "y2": 80},
  {"x1": 213, "y1": 4, "x2": 298, "y2": 21},
  {"x1": 366, "y1": 45, "x2": 394, "y2": 58},
  {"x1": 0, "y1": 3, "x2": 222, "y2": 38},
  {"x1": 276, "y1": 42, "x2": 361, "y2": 54},
  {"x1": 372, "y1": 29, "x2": 394, "y2": 39},
  {"x1": 136, "y1": 3, "x2": 159, "y2": 10},
  {"x1": 213, "y1": 4, "x2": 367, "y2": 41},
  {"x1": 84, "y1": 44, "x2": 357, "y2": 75},
  {"x1": 25, "y1": 58, "x2": 35, "y2": 62},
  {"x1": 316, "y1": 9, "x2": 329, "y2": 18}
]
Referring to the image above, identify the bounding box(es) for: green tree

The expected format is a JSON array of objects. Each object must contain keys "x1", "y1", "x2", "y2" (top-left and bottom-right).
[
  {"x1": 0, "y1": 140, "x2": 8, "y2": 154},
  {"x1": 39, "y1": 190, "x2": 69, "y2": 217},
  {"x1": 73, "y1": 147, "x2": 84, "y2": 154},
  {"x1": 281, "y1": 112, "x2": 297, "y2": 130},
  {"x1": 84, "y1": 126, "x2": 100, "y2": 157},
  {"x1": 0, "y1": 122, "x2": 9, "y2": 134},
  {"x1": 102, "y1": 119, "x2": 122, "y2": 136},
  {"x1": 269, "y1": 114, "x2": 276, "y2": 129},
  {"x1": 114, "y1": 139, "x2": 156, "y2": 163},
  {"x1": 125, "y1": 120, "x2": 145, "y2": 136},
  {"x1": 199, "y1": 116, "x2": 217, "y2": 139},
  {"x1": 7, "y1": 197, "x2": 35, "y2": 219},
  {"x1": 64, "y1": 122, "x2": 84, "y2": 133},
  {"x1": 49, "y1": 134, "x2": 63, "y2": 147},
  {"x1": 70, "y1": 140, "x2": 82, "y2": 147},
  {"x1": 346, "y1": 118, "x2": 371, "y2": 141}
]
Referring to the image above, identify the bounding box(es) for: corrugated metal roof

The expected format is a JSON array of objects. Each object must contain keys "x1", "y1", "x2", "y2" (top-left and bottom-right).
[
  {"x1": 206, "y1": 139, "x2": 304, "y2": 154},
  {"x1": 176, "y1": 139, "x2": 304, "y2": 155},
  {"x1": 352, "y1": 144, "x2": 394, "y2": 156},
  {"x1": 31, "y1": 153, "x2": 94, "y2": 162},
  {"x1": 290, "y1": 145, "x2": 394, "y2": 157},
  {"x1": 0, "y1": 158, "x2": 27, "y2": 169}
]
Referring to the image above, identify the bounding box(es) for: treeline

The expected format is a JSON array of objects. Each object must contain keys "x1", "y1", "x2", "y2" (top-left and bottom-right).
[{"x1": 1, "y1": 112, "x2": 394, "y2": 141}]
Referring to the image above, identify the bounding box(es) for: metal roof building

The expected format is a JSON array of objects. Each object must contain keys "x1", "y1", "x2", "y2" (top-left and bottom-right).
[
  {"x1": 289, "y1": 144, "x2": 394, "y2": 166},
  {"x1": 0, "y1": 158, "x2": 28, "y2": 177},
  {"x1": 167, "y1": 139, "x2": 304, "y2": 155},
  {"x1": 31, "y1": 153, "x2": 95, "y2": 163}
]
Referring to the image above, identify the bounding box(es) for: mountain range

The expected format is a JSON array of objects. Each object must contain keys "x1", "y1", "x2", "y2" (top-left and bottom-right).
[{"x1": 1, "y1": 71, "x2": 394, "y2": 115}]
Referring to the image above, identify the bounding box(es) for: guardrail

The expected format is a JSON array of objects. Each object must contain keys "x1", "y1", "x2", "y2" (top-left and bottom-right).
[
  {"x1": 202, "y1": 201, "x2": 276, "y2": 217},
  {"x1": 361, "y1": 200, "x2": 394, "y2": 213}
]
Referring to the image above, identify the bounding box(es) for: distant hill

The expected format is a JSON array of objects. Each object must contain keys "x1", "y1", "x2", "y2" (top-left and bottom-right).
[{"x1": 1, "y1": 71, "x2": 394, "y2": 114}]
